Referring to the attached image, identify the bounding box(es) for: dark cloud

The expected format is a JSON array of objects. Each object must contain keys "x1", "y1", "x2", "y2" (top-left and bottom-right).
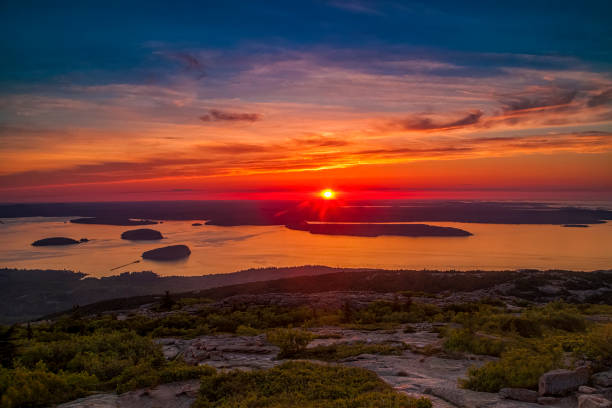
[
  {"x1": 198, "y1": 143, "x2": 273, "y2": 154},
  {"x1": 587, "y1": 89, "x2": 612, "y2": 107},
  {"x1": 500, "y1": 90, "x2": 576, "y2": 112},
  {"x1": 200, "y1": 109, "x2": 262, "y2": 123},
  {"x1": 163, "y1": 52, "x2": 206, "y2": 78},
  {"x1": 356, "y1": 146, "x2": 473, "y2": 156},
  {"x1": 392, "y1": 110, "x2": 483, "y2": 131},
  {"x1": 292, "y1": 136, "x2": 350, "y2": 147}
]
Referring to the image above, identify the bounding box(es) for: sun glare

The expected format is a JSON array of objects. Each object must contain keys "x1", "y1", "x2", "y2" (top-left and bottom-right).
[{"x1": 321, "y1": 189, "x2": 335, "y2": 199}]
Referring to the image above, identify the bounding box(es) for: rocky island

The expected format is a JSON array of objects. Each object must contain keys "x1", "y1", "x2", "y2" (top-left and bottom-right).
[
  {"x1": 286, "y1": 222, "x2": 472, "y2": 237},
  {"x1": 142, "y1": 244, "x2": 191, "y2": 261},
  {"x1": 120, "y1": 228, "x2": 164, "y2": 240},
  {"x1": 31, "y1": 237, "x2": 84, "y2": 246},
  {"x1": 71, "y1": 217, "x2": 157, "y2": 226}
]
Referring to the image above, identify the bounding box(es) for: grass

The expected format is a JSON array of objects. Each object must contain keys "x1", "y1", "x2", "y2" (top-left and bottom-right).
[
  {"x1": 192, "y1": 361, "x2": 432, "y2": 408},
  {"x1": 443, "y1": 329, "x2": 505, "y2": 357},
  {"x1": 298, "y1": 342, "x2": 407, "y2": 361}
]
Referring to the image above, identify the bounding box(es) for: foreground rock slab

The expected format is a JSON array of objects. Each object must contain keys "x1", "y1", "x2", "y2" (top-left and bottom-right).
[
  {"x1": 57, "y1": 380, "x2": 199, "y2": 408},
  {"x1": 578, "y1": 395, "x2": 612, "y2": 408},
  {"x1": 593, "y1": 371, "x2": 612, "y2": 387},
  {"x1": 500, "y1": 388, "x2": 539, "y2": 403}
]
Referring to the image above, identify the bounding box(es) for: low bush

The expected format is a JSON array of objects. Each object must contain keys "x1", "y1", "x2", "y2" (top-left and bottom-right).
[
  {"x1": 0, "y1": 362, "x2": 97, "y2": 408},
  {"x1": 580, "y1": 323, "x2": 612, "y2": 368},
  {"x1": 266, "y1": 328, "x2": 314, "y2": 358},
  {"x1": 193, "y1": 361, "x2": 432, "y2": 408},
  {"x1": 298, "y1": 342, "x2": 406, "y2": 361},
  {"x1": 461, "y1": 344, "x2": 563, "y2": 392},
  {"x1": 443, "y1": 329, "x2": 505, "y2": 357}
]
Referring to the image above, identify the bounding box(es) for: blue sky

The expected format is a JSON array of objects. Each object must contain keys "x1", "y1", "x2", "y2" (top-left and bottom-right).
[
  {"x1": 2, "y1": 0, "x2": 611, "y2": 85},
  {"x1": 1, "y1": 0, "x2": 611, "y2": 201}
]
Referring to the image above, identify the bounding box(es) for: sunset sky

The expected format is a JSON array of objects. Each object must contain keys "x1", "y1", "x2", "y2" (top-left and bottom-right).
[{"x1": 1, "y1": 1, "x2": 611, "y2": 202}]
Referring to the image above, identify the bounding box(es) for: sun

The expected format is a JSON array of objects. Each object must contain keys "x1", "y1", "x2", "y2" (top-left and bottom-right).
[{"x1": 321, "y1": 189, "x2": 335, "y2": 199}]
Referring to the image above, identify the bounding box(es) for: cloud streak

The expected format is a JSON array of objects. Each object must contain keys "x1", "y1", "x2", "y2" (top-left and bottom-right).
[{"x1": 199, "y1": 109, "x2": 262, "y2": 122}]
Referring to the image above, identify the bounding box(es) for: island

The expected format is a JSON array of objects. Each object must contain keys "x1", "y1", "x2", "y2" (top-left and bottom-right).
[
  {"x1": 32, "y1": 237, "x2": 82, "y2": 246},
  {"x1": 192, "y1": 222, "x2": 203, "y2": 226},
  {"x1": 563, "y1": 224, "x2": 589, "y2": 228},
  {"x1": 142, "y1": 244, "x2": 191, "y2": 261},
  {"x1": 121, "y1": 228, "x2": 164, "y2": 240},
  {"x1": 71, "y1": 217, "x2": 157, "y2": 226},
  {"x1": 286, "y1": 222, "x2": 472, "y2": 237}
]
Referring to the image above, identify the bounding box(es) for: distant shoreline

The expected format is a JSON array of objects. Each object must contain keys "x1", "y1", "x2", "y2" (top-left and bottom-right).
[
  {"x1": 2, "y1": 266, "x2": 611, "y2": 325},
  {"x1": 1, "y1": 200, "x2": 610, "y2": 226}
]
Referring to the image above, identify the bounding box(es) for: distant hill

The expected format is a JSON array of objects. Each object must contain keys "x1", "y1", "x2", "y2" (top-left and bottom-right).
[{"x1": 3, "y1": 266, "x2": 610, "y2": 324}]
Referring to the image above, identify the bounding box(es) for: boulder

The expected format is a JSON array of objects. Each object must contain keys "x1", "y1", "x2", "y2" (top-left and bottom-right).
[
  {"x1": 539, "y1": 366, "x2": 590, "y2": 396},
  {"x1": 142, "y1": 245, "x2": 191, "y2": 261},
  {"x1": 578, "y1": 395, "x2": 612, "y2": 408},
  {"x1": 593, "y1": 371, "x2": 612, "y2": 387},
  {"x1": 121, "y1": 229, "x2": 164, "y2": 240},
  {"x1": 32, "y1": 237, "x2": 80, "y2": 246},
  {"x1": 499, "y1": 388, "x2": 539, "y2": 403},
  {"x1": 537, "y1": 396, "x2": 561, "y2": 405},
  {"x1": 580, "y1": 386, "x2": 599, "y2": 394}
]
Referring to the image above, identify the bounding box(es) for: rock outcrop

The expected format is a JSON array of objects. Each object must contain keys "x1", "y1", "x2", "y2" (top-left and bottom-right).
[
  {"x1": 57, "y1": 379, "x2": 199, "y2": 408},
  {"x1": 121, "y1": 229, "x2": 164, "y2": 240},
  {"x1": 593, "y1": 371, "x2": 612, "y2": 387},
  {"x1": 31, "y1": 237, "x2": 81, "y2": 246},
  {"x1": 142, "y1": 245, "x2": 191, "y2": 261},
  {"x1": 578, "y1": 394, "x2": 612, "y2": 408},
  {"x1": 539, "y1": 366, "x2": 590, "y2": 396},
  {"x1": 499, "y1": 388, "x2": 539, "y2": 403}
]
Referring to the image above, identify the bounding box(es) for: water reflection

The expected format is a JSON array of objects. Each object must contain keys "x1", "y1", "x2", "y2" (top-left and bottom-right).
[{"x1": 0, "y1": 217, "x2": 610, "y2": 276}]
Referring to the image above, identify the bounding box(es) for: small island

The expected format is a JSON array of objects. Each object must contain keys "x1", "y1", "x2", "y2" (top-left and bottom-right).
[
  {"x1": 563, "y1": 224, "x2": 589, "y2": 228},
  {"x1": 192, "y1": 222, "x2": 203, "y2": 226},
  {"x1": 286, "y1": 222, "x2": 472, "y2": 237},
  {"x1": 32, "y1": 237, "x2": 82, "y2": 246},
  {"x1": 71, "y1": 217, "x2": 157, "y2": 226},
  {"x1": 121, "y1": 228, "x2": 164, "y2": 240},
  {"x1": 142, "y1": 244, "x2": 191, "y2": 261}
]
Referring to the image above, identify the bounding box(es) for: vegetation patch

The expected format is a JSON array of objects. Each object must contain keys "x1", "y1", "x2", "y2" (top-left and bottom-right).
[
  {"x1": 443, "y1": 329, "x2": 505, "y2": 357},
  {"x1": 193, "y1": 361, "x2": 432, "y2": 408},
  {"x1": 0, "y1": 325, "x2": 213, "y2": 408},
  {"x1": 298, "y1": 342, "x2": 407, "y2": 361}
]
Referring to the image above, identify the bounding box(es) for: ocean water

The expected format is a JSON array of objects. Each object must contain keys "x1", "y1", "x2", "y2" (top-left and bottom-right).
[{"x1": 0, "y1": 217, "x2": 610, "y2": 277}]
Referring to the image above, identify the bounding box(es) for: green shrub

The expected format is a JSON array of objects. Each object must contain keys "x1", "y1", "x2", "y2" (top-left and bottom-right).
[
  {"x1": 0, "y1": 362, "x2": 97, "y2": 408},
  {"x1": 461, "y1": 344, "x2": 563, "y2": 392},
  {"x1": 444, "y1": 329, "x2": 505, "y2": 357},
  {"x1": 581, "y1": 323, "x2": 612, "y2": 368},
  {"x1": 266, "y1": 328, "x2": 313, "y2": 358},
  {"x1": 193, "y1": 361, "x2": 432, "y2": 408},
  {"x1": 235, "y1": 325, "x2": 260, "y2": 336},
  {"x1": 299, "y1": 342, "x2": 406, "y2": 361},
  {"x1": 498, "y1": 316, "x2": 542, "y2": 337}
]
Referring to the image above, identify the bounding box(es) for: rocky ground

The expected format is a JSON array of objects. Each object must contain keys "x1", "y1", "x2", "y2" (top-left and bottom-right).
[{"x1": 55, "y1": 287, "x2": 612, "y2": 408}]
